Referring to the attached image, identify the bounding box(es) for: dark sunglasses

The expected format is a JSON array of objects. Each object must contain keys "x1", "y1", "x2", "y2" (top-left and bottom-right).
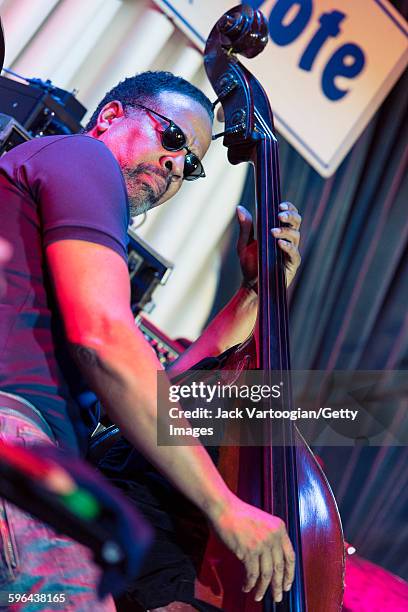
[{"x1": 135, "y1": 104, "x2": 205, "y2": 181}]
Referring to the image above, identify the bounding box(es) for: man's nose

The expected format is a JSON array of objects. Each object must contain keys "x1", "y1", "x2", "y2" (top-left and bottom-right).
[{"x1": 160, "y1": 152, "x2": 185, "y2": 181}]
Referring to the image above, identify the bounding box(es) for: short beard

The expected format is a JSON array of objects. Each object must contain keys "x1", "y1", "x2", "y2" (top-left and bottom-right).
[{"x1": 120, "y1": 163, "x2": 171, "y2": 217}]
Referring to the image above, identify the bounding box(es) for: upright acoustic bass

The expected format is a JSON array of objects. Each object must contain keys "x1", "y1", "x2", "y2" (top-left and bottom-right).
[{"x1": 193, "y1": 5, "x2": 345, "y2": 611}]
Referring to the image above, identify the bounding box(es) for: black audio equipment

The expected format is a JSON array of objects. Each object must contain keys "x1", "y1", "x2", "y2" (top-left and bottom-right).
[
  {"x1": 136, "y1": 315, "x2": 186, "y2": 365},
  {"x1": 0, "y1": 113, "x2": 31, "y2": 155},
  {"x1": 0, "y1": 75, "x2": 86, "y2": 136},
  {"x1": 128, "y1": 228, "x2": 173, "y2": 315}
]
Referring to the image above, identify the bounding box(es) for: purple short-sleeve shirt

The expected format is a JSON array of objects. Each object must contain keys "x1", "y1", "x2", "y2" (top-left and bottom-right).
[{"x1": 0, "y1": 135, "x2": 129, "y2": 454}]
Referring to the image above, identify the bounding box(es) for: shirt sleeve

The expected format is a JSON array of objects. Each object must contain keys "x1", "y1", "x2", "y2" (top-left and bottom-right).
[{"x1": 24, "y1": 135, "x2": 129, "y2": 262}]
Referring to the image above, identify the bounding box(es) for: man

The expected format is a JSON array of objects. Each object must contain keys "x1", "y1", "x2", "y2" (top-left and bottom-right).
[{"x1": 0, "y1": 71, "x2": 301, "y2": 609}]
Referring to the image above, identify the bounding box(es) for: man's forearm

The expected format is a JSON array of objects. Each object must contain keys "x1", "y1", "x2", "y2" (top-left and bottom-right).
[
  {"x1": 69, "y1": 321, "x2": 233, "y2": 520},
  {"x1": 168, "y1": 284, "x2": 257, "y2": 376}
]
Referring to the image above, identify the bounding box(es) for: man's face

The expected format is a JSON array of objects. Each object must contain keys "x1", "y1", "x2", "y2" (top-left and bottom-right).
[{"x1": 90, "y1": 91, "x2": 213, "y2": 217}]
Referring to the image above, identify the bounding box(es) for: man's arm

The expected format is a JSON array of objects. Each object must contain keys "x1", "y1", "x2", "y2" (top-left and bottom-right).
[
  {"x1": 169, "y1": 203, "x2": 302, "y2": 376},
  {"x1": 46, "y1": 239, "x2": 295, "y2": 603},
  {"x1": 168, "y1": 283, "x2": 257, "y2": 376}
]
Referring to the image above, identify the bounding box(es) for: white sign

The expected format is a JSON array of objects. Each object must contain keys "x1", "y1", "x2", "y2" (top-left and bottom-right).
[{"x1": 153, "y1": 0, "x2": 408, "y2": 177}]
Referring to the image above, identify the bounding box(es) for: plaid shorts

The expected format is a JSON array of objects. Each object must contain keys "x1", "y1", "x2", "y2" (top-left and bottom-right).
[{"x1": 0, "y1": 404, "x2": 115, "y2": 611}]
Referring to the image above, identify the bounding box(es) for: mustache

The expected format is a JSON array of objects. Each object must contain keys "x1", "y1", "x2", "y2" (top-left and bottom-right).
[
  {"x1": 126, "y1": 163, "x2": 171, "y2": 188},
  {"x1": 121, "y1": 163, "x2": 173, "y2": 217}
]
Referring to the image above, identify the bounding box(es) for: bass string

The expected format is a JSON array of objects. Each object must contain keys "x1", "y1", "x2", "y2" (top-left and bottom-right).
[
  {"x1": 262, "y1": 126, "x2": 304, "y2": 612},
  {"x1": 254, "y1": 107, "x2": 298, "y2": 553}
]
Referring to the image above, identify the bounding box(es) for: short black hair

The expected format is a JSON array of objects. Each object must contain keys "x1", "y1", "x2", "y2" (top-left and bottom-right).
[{"x1": 84, "y1": 70, "x2": 214, "y2": 131}]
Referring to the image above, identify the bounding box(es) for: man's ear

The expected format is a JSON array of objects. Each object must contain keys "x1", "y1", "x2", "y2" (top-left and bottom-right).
[{"x1": 95, "y1": 100, "x2": 125, "y2": 133}]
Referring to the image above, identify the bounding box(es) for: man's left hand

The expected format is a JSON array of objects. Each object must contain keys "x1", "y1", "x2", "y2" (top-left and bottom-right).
[{"x1": 237, "y1": 202, "x2": 301, "y2": 290}]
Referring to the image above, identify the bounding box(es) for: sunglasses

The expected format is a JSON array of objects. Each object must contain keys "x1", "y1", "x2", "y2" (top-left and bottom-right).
[{"x1": 135, "y1": 104, "x2": 206, "y2": 181}]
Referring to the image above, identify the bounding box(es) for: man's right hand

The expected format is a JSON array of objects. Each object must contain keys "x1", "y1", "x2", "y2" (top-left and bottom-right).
[{"x1": 209, "y1": 494, "x2": 295, "y2": 603}]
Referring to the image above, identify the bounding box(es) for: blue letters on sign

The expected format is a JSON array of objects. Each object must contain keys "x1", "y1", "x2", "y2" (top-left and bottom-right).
[
  {"x1": 240, "y1": 0, "x2": 366, "y2": 101},
  {"x1": 299, "y1": 11, "x2": 345, "y2": 71},
  {"x1": 268, "y1": 0, "x2": 313, "y2": 45},
  {"x1": 322, "y1": 43, "x2": 366, "y2": 100}
]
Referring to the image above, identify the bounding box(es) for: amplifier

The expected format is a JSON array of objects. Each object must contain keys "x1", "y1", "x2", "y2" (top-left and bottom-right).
[
  {"x1": 0, "y1": 76, "x2": 86, "y2": 136},
  {"x1": 136, "y1": 315, "x2": 186, "y2": 366},
  {"x1": 0, "y1": 113, "x2": 31, "y2": 155},
  {"x1": 128, "y1": 228, "x2": 173, "y2": 315}
]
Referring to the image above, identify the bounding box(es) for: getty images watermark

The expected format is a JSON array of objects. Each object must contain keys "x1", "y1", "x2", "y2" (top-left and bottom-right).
[
  {"x1": 168, "y1": 382, "x2": 358, "y2": 424},
  {"x1": 157, "y1": 370, "x2": 407, "y2": 447}
]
